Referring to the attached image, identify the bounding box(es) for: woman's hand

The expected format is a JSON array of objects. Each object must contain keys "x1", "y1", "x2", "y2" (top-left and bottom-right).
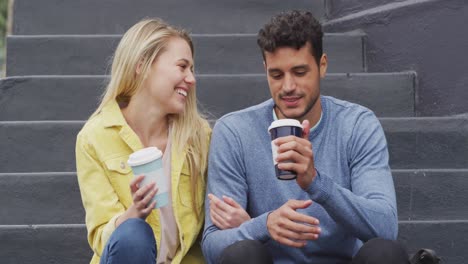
[
  {"x1": 208, "y1": 194, "x2": 251, "y2": 229},
  {"x1": 116, "y1": 175, "x2": 158, "y2": 227}
]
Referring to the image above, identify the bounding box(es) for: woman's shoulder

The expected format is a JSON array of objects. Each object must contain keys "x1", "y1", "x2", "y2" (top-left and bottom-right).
[
  {"x1": 202, "y1": 119, "x2": 212, "y2": 133},
  {"x1": 77, "y1": 112, "x2": 106, "y2": 140},
  {"x1": 78, "y1": 100, "x2": 124, "y2": 140},
  {"x1": 201, "y1": 120, "x2": 212, "y2": 144}
]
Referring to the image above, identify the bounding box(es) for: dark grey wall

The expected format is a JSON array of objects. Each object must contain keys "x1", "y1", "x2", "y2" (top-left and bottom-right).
[
  {"x1": 324, "y1": 0, "x2": 468, "y2": 116},
  {"x1": 12, "y1": 0, "x2": 325, "y2": 35},
  {"x1": 325, "y1": 0, "x2": 407, "y2": 18}
]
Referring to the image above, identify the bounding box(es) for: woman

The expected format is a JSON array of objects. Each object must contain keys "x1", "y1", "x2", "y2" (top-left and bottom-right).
[{"x1": 76, "y1": 18, "x2": 210, "y2": 264}]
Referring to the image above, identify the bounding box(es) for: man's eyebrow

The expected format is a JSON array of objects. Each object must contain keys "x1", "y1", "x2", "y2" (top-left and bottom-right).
[
  {"x1": 291, "y1": 64, "x2": 310, "y2": 71},
  {"x1": 267, "y1": 68, "x2": 282, "y2": 73}
]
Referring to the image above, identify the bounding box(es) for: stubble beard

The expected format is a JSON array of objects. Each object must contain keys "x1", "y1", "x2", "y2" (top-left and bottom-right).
[{"x1": 275, "y1": 94, "x2": 319, "y2": 121}]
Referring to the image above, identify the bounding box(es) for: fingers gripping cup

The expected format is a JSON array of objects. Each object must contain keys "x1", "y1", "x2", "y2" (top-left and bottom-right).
[
  {"x1": 268, "y1": 119, "x2": 303, "y2": 180},
  {"x1": 127, "y1": 147, "x2": 168, "y2": 209}
]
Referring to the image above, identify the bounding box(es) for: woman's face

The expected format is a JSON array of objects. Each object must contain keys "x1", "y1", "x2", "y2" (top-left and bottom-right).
[{"x1": 140, "y1": 37, "x2": 196, "y2": 114}]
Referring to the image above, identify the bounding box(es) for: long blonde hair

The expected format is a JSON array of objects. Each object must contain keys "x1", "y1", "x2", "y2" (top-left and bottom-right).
[{"x1": 95, "y1": 18, "x2": 209, "y2": 218}]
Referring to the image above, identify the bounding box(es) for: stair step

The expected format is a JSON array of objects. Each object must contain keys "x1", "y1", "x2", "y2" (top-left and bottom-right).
[
  {"x1": 1, "y1": 170, "x2": 467, "y2": 225},
  {"x1": 0, "y1": 116, "x2": 467, "y2": 172},
  {"x1": 393, "y1": 169, "x2": 468, "y2": 221},
  {"x1": 0, "y1": 173, "x2": 83, "y2": 225},
  {"x1": 381, "y1": 117, "x2": 468, "y2": 169},
  {"x1": 1, "y1": 221, "x2": 466, "y2": 264},
  {"x1": 398, "y1": 220, "x2": 468, "y2": 264},
  {"x1": 12, "y1": 0, "x2": 324, "y2": 35},
  {"x1": 6, "y1": 33, "x2": 365, "y2": 76},
  {"x1": 0, "y1": 73, "x2": 414, "y2": 121},
  {"x1": 0, "y1": 121, "x2": 83, "y2": 172},
  {"x1": 0, "y1": 224, "x2": 91, "y2": 264},
  {"x1": 325, "y1": 0, "x2": 394, "y2": 19}
]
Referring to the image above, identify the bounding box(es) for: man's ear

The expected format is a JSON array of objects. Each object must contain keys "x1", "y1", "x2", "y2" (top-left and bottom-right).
[{"x1": 319, "y1": 54, "x2": 328, "y2": 78}]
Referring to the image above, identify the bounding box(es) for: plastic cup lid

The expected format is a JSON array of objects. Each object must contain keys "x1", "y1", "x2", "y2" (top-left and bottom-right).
[
  {"x1": 127, "y1": 147, "x2": 163, "y2": 167},
  {"x1": 268, "y1": 119, "x2": 302, "y2": 132}
]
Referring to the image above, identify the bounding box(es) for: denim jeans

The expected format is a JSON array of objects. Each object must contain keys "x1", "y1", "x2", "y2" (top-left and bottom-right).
[{"x1": 100, "y1": 218, "x2": 157, "y2": 264}]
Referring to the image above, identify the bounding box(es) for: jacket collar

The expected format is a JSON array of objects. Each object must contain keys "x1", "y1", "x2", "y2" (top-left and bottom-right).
[
  {"x1": 99, "y1": 100, "x2": 188, "y2": 162},
  {"x1": 100, "y1": 100, "x2": 143, "y2": 152},
  {"x1": 101, "y1": 100, "x2": 127, "y2": 128}
]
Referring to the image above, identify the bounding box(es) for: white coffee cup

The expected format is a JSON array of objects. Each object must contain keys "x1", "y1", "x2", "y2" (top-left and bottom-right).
[{"x1": 127, "y1": 147, "x2": 168, "y2": 208}]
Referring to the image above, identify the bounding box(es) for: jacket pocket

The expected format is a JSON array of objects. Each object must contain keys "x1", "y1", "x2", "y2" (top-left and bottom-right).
[
  {"x1": 178, "y1": 165, "x2": 203, "y2": 209},
  {"x1": 103, "y1": 156, "x2": 133, "y2": 207},
  {"x1": 104, "y1": 157, "x2": 132, "y2": 175}
]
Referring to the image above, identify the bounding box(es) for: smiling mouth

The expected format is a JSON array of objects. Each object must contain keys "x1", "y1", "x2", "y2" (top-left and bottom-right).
[
  {"x1": 176, "y1": 88, "x2": 187, "y2": 97},
  {"x1": 281, "y1": 96, "x2": 301, "y2": 106},
  {"x1": 283, "y1": 97, "x2": 300, "y2": 102}
]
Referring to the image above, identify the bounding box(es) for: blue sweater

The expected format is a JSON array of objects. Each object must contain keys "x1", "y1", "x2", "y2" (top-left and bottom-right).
[{"x1": 202, "y1": 96, "x2": 397, "y2": 263}]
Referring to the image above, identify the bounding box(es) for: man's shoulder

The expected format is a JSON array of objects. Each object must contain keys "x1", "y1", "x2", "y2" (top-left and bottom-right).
[
  {"x1": 322, "y1": 96, "x2": 376, "y2": 122},
  {"x1": 323, "y1": 96, "x2": 372, "y2": 115},
  {"x1": 320, "y1": 96, "x2": 382, "y2": 136}
]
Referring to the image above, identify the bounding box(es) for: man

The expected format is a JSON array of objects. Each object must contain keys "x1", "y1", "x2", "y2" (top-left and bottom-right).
[{"x1": 202, "y1": 10, "x2": 408, "y2": 264}]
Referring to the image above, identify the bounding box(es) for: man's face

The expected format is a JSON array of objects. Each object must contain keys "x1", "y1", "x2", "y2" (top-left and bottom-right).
[{"x1": 264, "y1": 42, "x2": 327, "y2": 122}]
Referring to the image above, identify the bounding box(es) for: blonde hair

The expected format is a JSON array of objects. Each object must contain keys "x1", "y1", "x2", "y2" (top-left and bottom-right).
[{"x1": 95, "y1": 18, "x2": 209, "y2": 218}]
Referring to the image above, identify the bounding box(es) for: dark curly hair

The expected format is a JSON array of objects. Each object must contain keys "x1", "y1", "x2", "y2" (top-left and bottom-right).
[{"x1": 257, "y1": 10, "x2": 323, "y2": 65}]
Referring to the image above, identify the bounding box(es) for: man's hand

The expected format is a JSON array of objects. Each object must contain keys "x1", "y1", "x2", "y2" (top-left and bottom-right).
[
  {"x1": 208, "y1": 194, "x2": 251, "y2": 229},
  {"x1": 267, "y1": 199, "x2": 321, "y2": 247},
  {"x1": 274, "y1": 120, "x2": 316, "y2": 190}
]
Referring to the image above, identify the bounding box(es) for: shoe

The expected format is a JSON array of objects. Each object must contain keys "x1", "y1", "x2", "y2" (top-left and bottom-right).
[{"x1": 410, "y1": 248, "x2": 441, "y2": 264}]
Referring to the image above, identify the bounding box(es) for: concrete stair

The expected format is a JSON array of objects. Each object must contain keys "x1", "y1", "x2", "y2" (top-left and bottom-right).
[
  {"x1": 1, "y1": 117, "x2": 467, "y2": 172},
  {"x1": 0, "y1": 224, "x2": 91, "y2": 264},
  {"x1": 11, "y1": 0, "x2": 325, "y2": 35},
  {"x1": 2, "y1": 170, "x2": 468, "y2": 225},
  {"x1": 3, "y1": 220, "x2": 466, "y2": 264},
  {"x1": 0, "y1": 73, "x2": 415, "y2": 121},
  {"x1": 2, "y1": 0, "x2": 467, "y2": 263},
  {"x1": 7, "y1": 32, "x2": 366, "y2": 75},
  {"x1": 0, "y1": 173, "x2": 83, "y2": 225},
  {"x1": 1, "y1": 169, "x2": 467, "y2": 263}
]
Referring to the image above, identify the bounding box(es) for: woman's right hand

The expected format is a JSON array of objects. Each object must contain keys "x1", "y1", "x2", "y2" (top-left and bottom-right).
[
  {"x1": 116, "y1": 175, "x2": 158, "y2": 227},
  {"x1": 208, "y1": 194, "x2": 251, "y2": 229}
]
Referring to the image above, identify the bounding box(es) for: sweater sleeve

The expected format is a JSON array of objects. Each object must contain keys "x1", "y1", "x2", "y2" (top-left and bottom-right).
[
  {"x1": 305, "y1": 111, "x2": 398, "y2": 241},
  {"x1": 202, "y1": 120, "x2": 271, "y2": 264}
]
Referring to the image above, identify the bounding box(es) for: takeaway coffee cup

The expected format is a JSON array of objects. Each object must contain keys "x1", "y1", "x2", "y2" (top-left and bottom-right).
[
  {"x1": 127, "y1": 147, "x2": 168, "y2": 209},
  {"x1": 268, "y1": 119, "x2": 303, "y2": 180}
]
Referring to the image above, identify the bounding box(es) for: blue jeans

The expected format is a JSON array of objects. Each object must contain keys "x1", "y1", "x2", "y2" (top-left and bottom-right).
[{"x1": 100, "y1": 218, "x2": 157, "y2": 264}]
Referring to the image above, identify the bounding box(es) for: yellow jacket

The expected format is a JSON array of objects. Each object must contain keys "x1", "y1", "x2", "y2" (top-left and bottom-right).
[{"x1": 76, "y1": 100, "x2": 209, "y2": 264}]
